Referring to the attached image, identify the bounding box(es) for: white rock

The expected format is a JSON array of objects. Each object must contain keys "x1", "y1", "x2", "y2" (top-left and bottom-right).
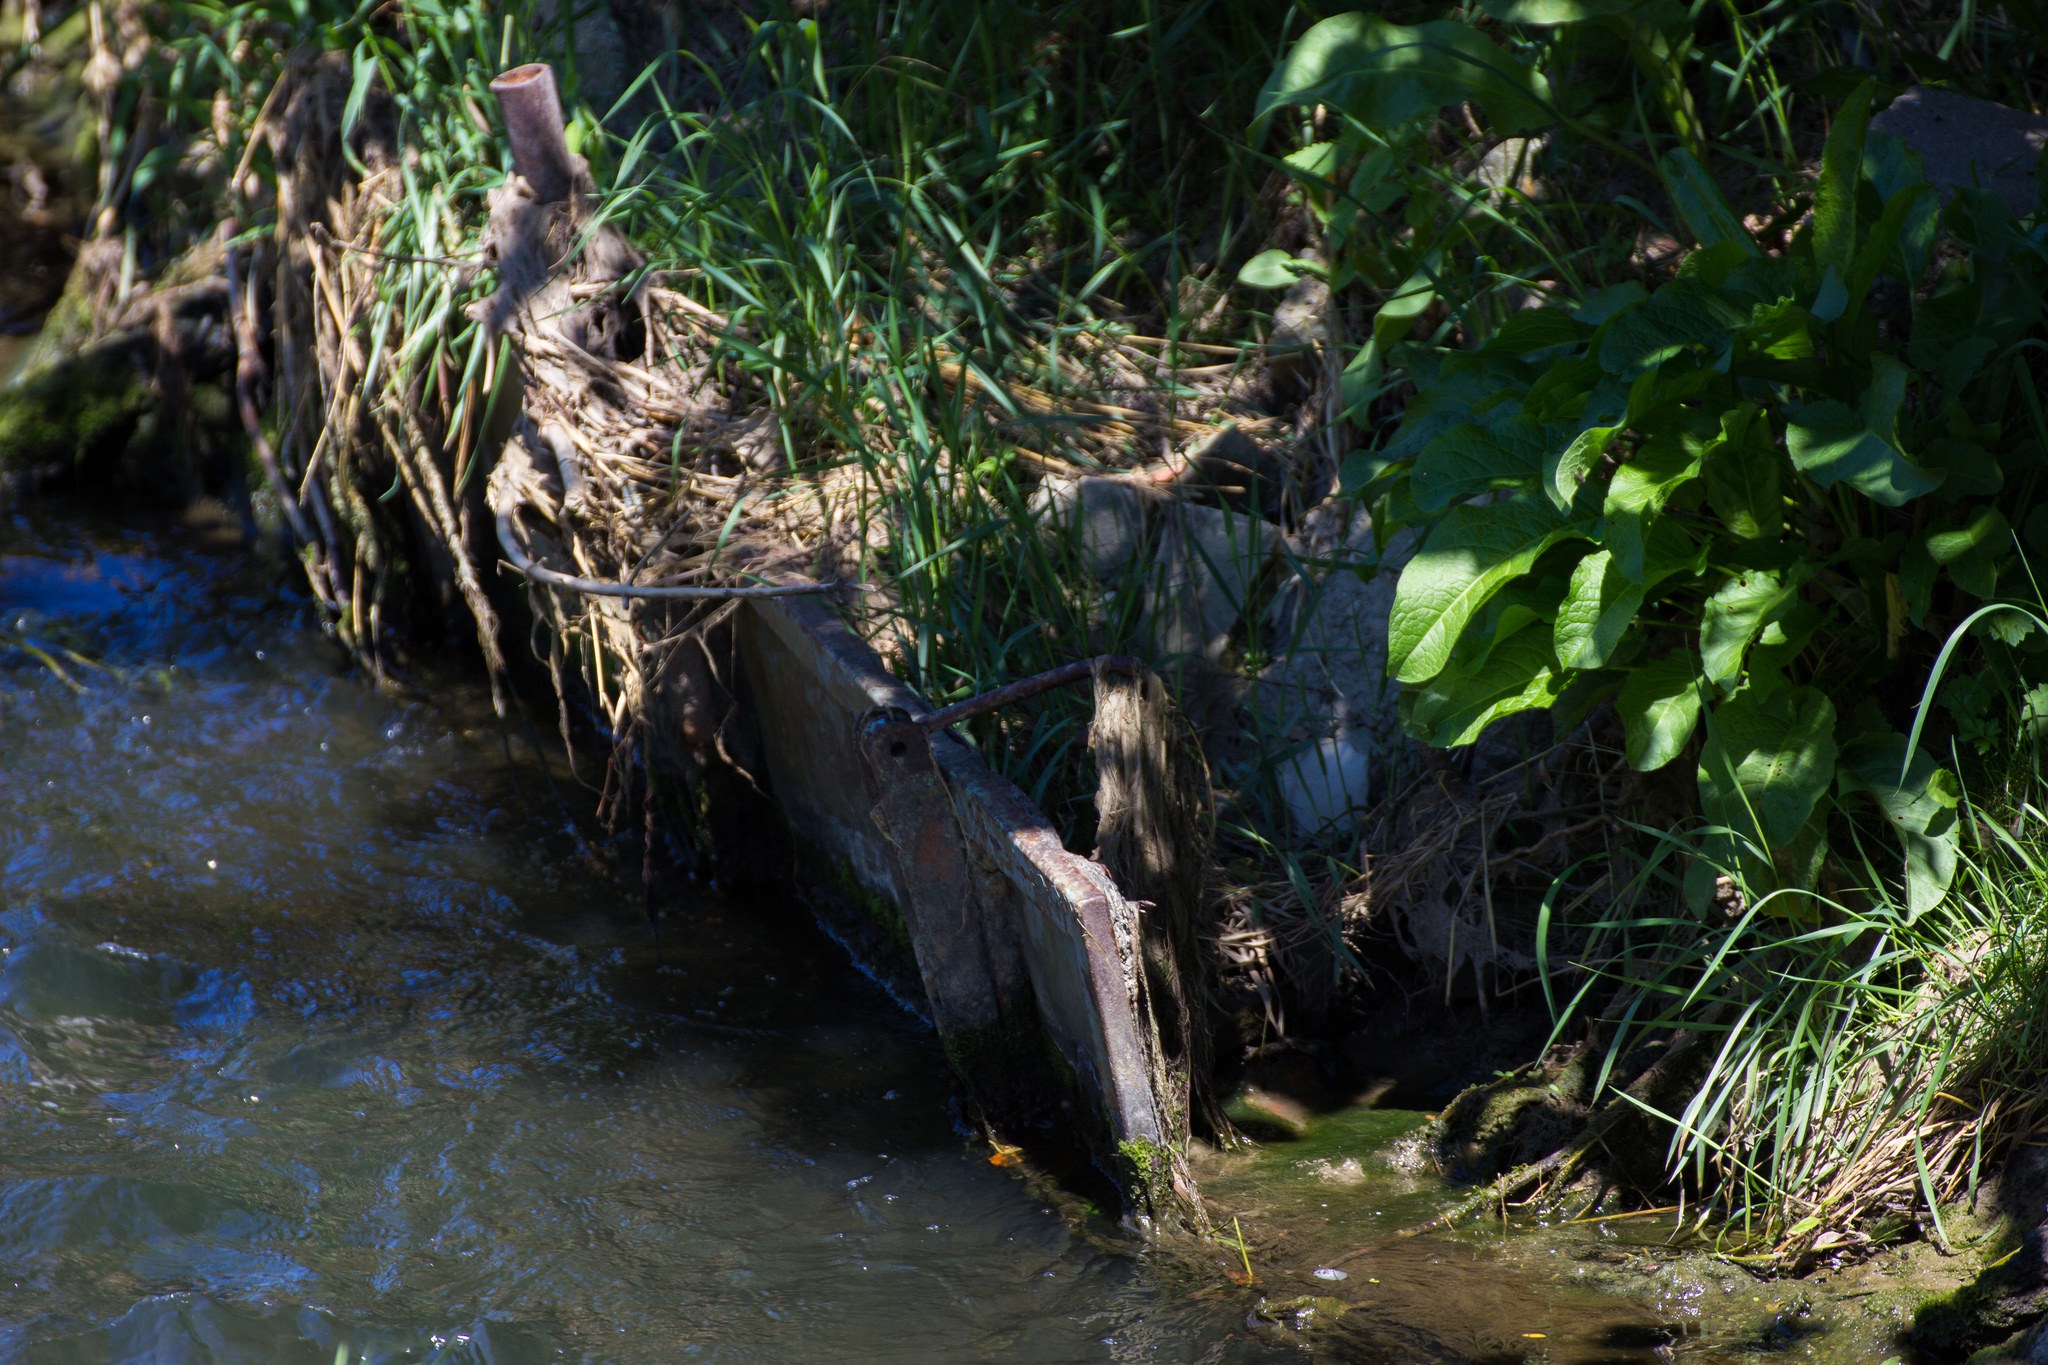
[{"x1": 1276, "y1": 731, "x2": 1372, "y2": 833}]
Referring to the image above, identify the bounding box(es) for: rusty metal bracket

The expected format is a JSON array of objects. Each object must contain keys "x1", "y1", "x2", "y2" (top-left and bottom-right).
[{"x1": 854, "y1": 707, "x2": 1027, "y2": 1050}]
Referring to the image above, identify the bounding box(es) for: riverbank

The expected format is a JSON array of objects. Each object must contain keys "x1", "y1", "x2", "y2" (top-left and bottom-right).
[{"x1": 7, "y1": 0, "x2": 2048, "y2": 1358}]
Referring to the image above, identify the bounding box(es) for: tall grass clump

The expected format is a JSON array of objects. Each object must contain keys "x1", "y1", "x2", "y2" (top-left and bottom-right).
[
  {"x1": 607, "y1": 3, "x2": 1295, "y2": 827},
  {"x1": 1530, "y1": 749, "x2": 2048, "y2": 1265}
]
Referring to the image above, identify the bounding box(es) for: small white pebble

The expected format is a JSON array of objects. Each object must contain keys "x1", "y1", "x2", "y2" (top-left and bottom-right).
[{"x1": 1313, "y1": 1267, "x2": 1348, "y2": 1281}]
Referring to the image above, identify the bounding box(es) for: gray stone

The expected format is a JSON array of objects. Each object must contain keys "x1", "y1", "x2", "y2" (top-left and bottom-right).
[
  {"x1": 1258, "y1": 512, "x2": 1412, "y2": 757},
  {"x1": 1871, "y1": 86, "x2": 2048, "y2": 219},
  {"x1": 1172, "y1": 422, "x2": 1287, "y2": 517},
  {"x1": 1027, "y1": 475, "x2": 1155, "y2": 583},
  {"x1": 1030, "y1": 475, "x2": 1281, "y2": 669},
  {"x1": 1274, "y1": 732, "x2": 1374, "y2": 832},
  {"x1": 1471, "y1": 134, "x2": 1548, "y2": 200},
  {"x1": 1140, "y1": 498, "x2": 1282, "y2": 666},
  {"x1": 1979, "y1": 1318, "x2": 2048, "y2": 1365},
  {"x1": 1266, "y1": 258, "x2": 1331, "y2": 389}
]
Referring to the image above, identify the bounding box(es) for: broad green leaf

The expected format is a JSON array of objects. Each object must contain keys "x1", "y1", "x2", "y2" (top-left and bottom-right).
[
  {"x1": 1553, "y1": 666, "x2": 1625, "y2": 737},
  {"x1": 1926, "y1": 437, "x2": 2002, "y2": 499},
  {"x1": 1786, "y1": 354, "x2": 1943, "y2": 505},
  {"x1": 1373, "y1": 251, "x2": 1442, "y2": 349},
  {"x1": 1924, "y1": 505, "x2": 2008, "y2": 599},
  {"x1": 1544, "y1": 363, "x2": 1713, "y2": 511},
  {"x1": 1554, "y1": 549, "x2": 1643, "y2": 669},
  {"x1": 1746, "y1": 600, "x2": 1824, "y2": 688},
  {"x1": 1844, "y1": 181, "x2": 1933, "y2": 332},
  {"x1": 1403, "y1": 625, "x2": 1565, "y2": 748},
  {"x1": 1257, "y1": 14, "x2": 1553, "y2": 135},
  {"x1": 1480, "y1": 0, "x2": 1641, "y2": 20},
  {"x1": 1862, "y1": 130, "x2": 1940, "y2": 282},
  {"x1": 1837, "y1": 734, "x2": 1959, "y2": 921},
  {"x1": 1700, "y1": 566, "x2": 1808, "y2": 685},
  {"x1": 1522, "y1": 354, "x2": 1608, "y2": 421},
  {"x1": 1641, "y1": 514, "x2": 1711, "y2": 582},
  {"x1": 2023, "y1": 683, "x2": 2048, "y2": 740},
  {"x1": 1810, "y1": 267, "x2": 1849, "y2": 323},
  {"x1": 1239, "y1": 248, "x2": 1313, "y2": 289},
  {"x1": 1659, "y1": 148, "x2": 1756, "y2": 255},
  {"x1": 1618, "y1": 650, "x2": 1703, "y2": 770},
  {"x1": 1411, "y1": 417, "x2": 1556, "y2": 512},
  {"x1": 1573, "y1": 281, "x2": 1645, "y2": 325},
  {"x1": 1698, "y1": 685, "x2": 1838, "y2": 850},
  {"x1": 1701, "y1": 403, "x2": 1782, "y2": 541},
  {"x1": 1731, "y1": 300, "x2": 1819, "y2": 386},
  {"x1": 1813, "y1": 81, "x2": 1875, "y2": 277},
  {"x1": 1388, "y1": 498, "x2": 1588, "y2": 684},
  {"x1": 1477, "y1": 571, "x2": 1571, "y2": 660},
  {"x1": 1375, "y1": 343, "x2": 1541, "y2": 461},
  {"x1": 1603, "y1": 414, "x2": 1715, "y2": 580},
  {"x1": 1676, "y1": 237, "x2": 1756, "y2": 286},
  {"x1": 1908, "y1": 273, "x2": 1992, "y2": 394},
  {"x1": 1595, "y1": 279, "x2": 1748, "y2": 376},
  {"x1": 1719, "y1": 252, "x2": 1804, "y2": 310},
  {"x1": 1479, "y1": 307, "x2": 1586, "y2": 357},
  {"x1": 1283, "y1": 141, "x2": 1341, "y2": 181},
  {"x1": 1547, "y1": 422, "x2": 1619, "y2": 511}
]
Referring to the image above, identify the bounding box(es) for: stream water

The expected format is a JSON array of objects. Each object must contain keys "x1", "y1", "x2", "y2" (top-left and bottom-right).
[
  {"x1": 0, "y1": 508, "x2": 1288, "y2": 1364},
  {"x1": 0, "y1": 507, "x2": 1939, "y2": 1365}
]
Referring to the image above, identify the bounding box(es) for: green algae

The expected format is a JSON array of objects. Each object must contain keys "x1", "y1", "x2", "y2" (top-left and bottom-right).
[{"x1": 1189, "y1": 1090, "x2": 2022, "y2": 1363}]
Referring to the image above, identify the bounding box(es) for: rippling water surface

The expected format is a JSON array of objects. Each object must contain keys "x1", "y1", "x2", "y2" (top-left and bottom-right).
[{"x1": 0, "y1": 510, "x2": 1284, "y2": 1365}]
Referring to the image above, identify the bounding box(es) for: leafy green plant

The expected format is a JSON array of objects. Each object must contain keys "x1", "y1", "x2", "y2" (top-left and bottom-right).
[
  {"x1": 1242, "y1": 3, "x2": 2048, "y2": 1249},
  {"x1": 1256, "y1": 2, "x2": 2048, "y2": 914},
  {"x1": 1385, "y1": 85, "x2": 2048, "y2": 912}
]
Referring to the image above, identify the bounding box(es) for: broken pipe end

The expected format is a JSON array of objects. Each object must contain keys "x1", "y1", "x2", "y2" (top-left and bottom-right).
[{"x1": 490, "y1": 63, "x2": 573, "y2": 204}]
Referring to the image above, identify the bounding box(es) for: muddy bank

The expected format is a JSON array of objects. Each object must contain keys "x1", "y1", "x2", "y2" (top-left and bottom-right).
[{"x1": 1194, "y1": 1098, "x2": 2035, "y2": 1364}]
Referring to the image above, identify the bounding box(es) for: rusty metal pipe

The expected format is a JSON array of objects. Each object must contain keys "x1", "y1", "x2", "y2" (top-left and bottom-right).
[
  {"x1": 918, "y1": 656, "x2": 1141, "y2": 732},
  {"x1": 489, "y1": 63, "x2": 573, "y2": 204}
]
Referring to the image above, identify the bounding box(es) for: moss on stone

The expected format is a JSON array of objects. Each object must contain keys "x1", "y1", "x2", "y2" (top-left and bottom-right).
[{"x1": 0, "y1": 345, "x2": 153, "y2": 471}]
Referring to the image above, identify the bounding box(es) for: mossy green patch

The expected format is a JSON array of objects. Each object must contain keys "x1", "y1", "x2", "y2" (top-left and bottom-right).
[
  {"x1": 823, "y1": 858, "x2": 914, "y2": 960},
  {"x1": 0, "y1": 346, "x2": 152, "y2": 470},
  {"x1": 1116, "y1": 1135, "x2": 1172, "y2": 1208}
]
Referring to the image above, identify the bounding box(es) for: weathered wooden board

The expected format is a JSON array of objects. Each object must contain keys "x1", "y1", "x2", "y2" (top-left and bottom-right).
[{"x1": 734, "y1": 594, "x2": 1167, "y2": 1177}]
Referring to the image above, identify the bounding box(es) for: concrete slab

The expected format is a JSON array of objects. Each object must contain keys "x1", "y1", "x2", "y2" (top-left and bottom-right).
[{"x1": 1871, "y1": 86, "x2": 2048, "y2": 218}]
